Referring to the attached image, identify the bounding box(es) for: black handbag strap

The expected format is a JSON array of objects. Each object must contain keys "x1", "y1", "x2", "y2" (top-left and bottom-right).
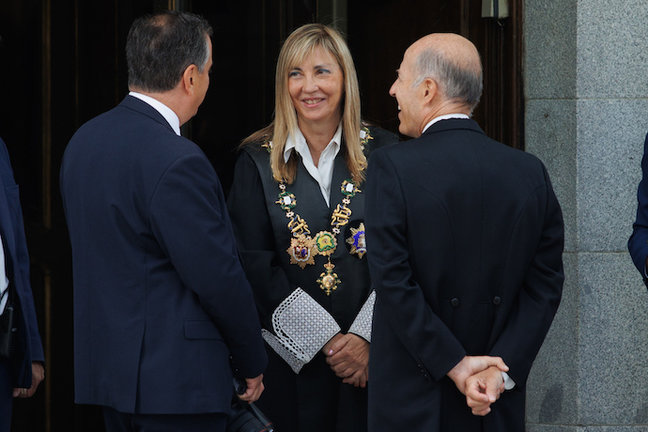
[
  {"x1": 248, "y1": 403, "x2": 273, "y2": 431},
  {"x1": 227, "y1": 401, "x2": 274, "y2": 432}
]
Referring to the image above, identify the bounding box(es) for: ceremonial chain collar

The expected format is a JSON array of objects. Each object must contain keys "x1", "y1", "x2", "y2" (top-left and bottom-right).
[
  {"x1": 276, "y1": 179, "x2": 361, "y2": 296},
  {"x1": 271, "y1": 126, "x2": 373, "y2": 296}
]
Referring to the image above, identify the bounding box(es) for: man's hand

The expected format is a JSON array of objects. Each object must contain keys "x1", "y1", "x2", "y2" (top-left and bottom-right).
[
  {"x1": 324, "y1": 333, "x2": 369, "y2": 386},
  {"x1": 238, "y1": 374, "x2": 264, "y2": 402},
  {"x1": 465, "y1": 366, "x2": 505, "y2": 416},
  {"x1": 13, "y1": 362, "x2": 45, "y2": 398},
  {"x1": 447, "y1": 356, "x2": 508, "y2": 395}
]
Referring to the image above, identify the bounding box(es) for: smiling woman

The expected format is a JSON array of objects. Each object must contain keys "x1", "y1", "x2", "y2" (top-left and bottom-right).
[{"x1": 227, "y1": 23, "x2": 397, "y2": 432}]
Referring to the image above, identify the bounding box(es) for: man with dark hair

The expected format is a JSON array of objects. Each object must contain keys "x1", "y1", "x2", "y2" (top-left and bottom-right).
[
  {"x1": 0, "y1": 137, "x2": 44, "y2": 432},
  {"x1": 60, "y1": 11, "x2": 266, "y2": 432},
  {"x1": 365, "y1": 33, "x2": 564, "y2": 431}
]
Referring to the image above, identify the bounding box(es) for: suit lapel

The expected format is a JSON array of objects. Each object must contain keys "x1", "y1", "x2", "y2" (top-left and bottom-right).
[{"x1": 329, "y1": 150, "x2": 349, "y2": 213}]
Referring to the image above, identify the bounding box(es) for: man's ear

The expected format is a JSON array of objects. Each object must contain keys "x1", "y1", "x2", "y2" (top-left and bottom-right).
[
  {"x1": 422, "y1": 78, "x2": 438, "y2": 104},
  {"x1": 181, "y1": 64, "x2": 198, "y2": 94}
]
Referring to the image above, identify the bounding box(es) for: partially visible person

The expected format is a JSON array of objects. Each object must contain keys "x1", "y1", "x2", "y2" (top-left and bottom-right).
[
  {"x1": 365, "y1": 33, "x2": 564, "y2": 431},
  {"x1": 628, "y1": 134, "x2": 648, "y2": 285},
  {"x1": 228, "y1": 23, "x2": 396, "y2": 432},
  {"x1": 60, "y1": 11, "x2": 266, "y2": 432},
  {"x1": 0, "y1": 137, "x2": 44, "y2": 432}
]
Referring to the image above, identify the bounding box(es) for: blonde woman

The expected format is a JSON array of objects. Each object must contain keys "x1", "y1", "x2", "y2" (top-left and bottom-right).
[{"x1": 227, "y1": 24, "x2": 396, "y2": 432}]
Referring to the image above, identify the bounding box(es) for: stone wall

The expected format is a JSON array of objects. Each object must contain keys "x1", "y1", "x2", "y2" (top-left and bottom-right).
[{"x1": 524, "y1": 1, "x2": 648, "y2": 430}]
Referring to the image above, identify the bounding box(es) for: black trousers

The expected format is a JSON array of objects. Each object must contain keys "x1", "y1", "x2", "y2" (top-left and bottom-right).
[
  {"x1": 103, "y1": 406, "x2": 228, "y2": 432},
  {"x1": 0, "y1": 357, "x2": 12, "y2": 432}
]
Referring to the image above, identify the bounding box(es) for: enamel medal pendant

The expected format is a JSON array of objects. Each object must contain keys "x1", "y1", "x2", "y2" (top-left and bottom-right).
[
  {"x1": 314, "y1": 231, "x2": 337, "y2": 256},
  {"x1": 346, "y1": 222, "x2": 367, "y2": 259},
  {"x1": 317, "y1": 261, "x2": 341, "y2": 296},
  {"x1": 287, "y1": 235, "x2": 317, "y2": 269}
]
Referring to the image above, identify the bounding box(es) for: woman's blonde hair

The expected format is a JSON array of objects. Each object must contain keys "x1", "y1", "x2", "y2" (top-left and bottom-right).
[{"x1": 242, "y1": 23, "x2": 366, "y2": 184}]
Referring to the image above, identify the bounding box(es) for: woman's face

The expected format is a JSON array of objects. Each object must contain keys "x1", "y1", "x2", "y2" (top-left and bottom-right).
[{"x1": 288, "y1": 46, "x2": 344, "y2": 127}]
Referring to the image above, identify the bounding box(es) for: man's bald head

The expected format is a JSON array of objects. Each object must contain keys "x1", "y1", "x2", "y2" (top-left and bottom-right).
[{"x1": 408, "y1": 33, "x2": 483, "y2": 111}]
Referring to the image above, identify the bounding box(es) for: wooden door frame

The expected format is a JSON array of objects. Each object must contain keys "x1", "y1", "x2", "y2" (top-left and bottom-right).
[{"x1": 465, "y1": 0, "x2": 525, "y2": 149}]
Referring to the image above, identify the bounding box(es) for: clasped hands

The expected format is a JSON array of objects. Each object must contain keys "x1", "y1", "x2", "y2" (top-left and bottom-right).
[
  {"x1": 322, "y1": 333, "x2": 369, "y2": 388},
  {"x1": 447, "y1": 356, "x2": 509, "y2": 416},
  {"x1": 237, "y1": 332, "x2": 368, "y2": 402},
  {"x1": 238, "y1": 339, "x2": 506, "y2": 412}
]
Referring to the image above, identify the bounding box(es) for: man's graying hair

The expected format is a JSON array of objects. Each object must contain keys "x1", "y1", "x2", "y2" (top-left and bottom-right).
[
  {"x1": 126, "y1": 11, "x2": 212, "y2": 93},
  {"x1": 413, "y1": 46, "x2": 483, "y2": 111}
]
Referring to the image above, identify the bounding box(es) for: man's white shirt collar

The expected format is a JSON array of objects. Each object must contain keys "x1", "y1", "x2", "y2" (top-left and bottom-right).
[
  {"x1": 283, "y1": 124, "x2": 343, "y2": 207},
  {"x1": 129, "y1": 91, "x2": 181, "y2": 136},
  {"x1": 422, "y1": 113, "x2": 470, "y2": 134}
]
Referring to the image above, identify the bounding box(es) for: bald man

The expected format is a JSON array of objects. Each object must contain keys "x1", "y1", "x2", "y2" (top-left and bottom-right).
[{"x1": 365, "y1": 34, "x2": 564, "y2": 431}]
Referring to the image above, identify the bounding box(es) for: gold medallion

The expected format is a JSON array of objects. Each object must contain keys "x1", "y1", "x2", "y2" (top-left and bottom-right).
[
  {"x1": 314, "y1": 231, "x2": 337, "y2": 256},
  {"x1": 287, "y1": 235, "x2": 317, "y2": 269},
  {"x1": 317, "y1": 262, "x2": 341, "y2": 296},
  {"x1": 346, "y1": 223, "x2": 367, "y2": 259}
]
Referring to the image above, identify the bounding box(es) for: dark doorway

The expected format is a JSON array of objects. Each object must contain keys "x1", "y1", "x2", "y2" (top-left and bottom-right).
[
  {"x1": 347, "y1": 0, "x2": 524, "y2": 149},
  {"x1": 187, "y1": 0, "x2": 318, "y2": 194},
  {"x1": 0, "y1": 0, "x2": 523, "y2": 430}
]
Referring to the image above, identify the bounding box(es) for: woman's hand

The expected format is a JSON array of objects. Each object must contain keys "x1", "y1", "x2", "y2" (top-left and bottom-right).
[
  {"x1": 322, "y1": 332, "x2": 344, "y2": 355},
  {"x1": 342, "y1": 366, "x2": 369, "y2": 388},
  {"x1": 324, "y1": 333, "x2": 369, "y2": 386}
]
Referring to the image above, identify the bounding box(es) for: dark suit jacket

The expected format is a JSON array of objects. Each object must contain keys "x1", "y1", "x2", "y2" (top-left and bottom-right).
[
  {"x1": 365, "y1": 119, "x2": 564, "y2": 431},
  {"x1": 628, "y1": 134, "x2": 648, "y2": 286},
  {"x1": 0, "y1": 138, "x2": 44, "y2": 388},
  {"x1": 60, "y1": 96, "x2": 267, "y2": 414}
]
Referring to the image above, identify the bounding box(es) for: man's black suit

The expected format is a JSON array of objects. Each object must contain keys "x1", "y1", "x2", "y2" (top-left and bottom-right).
[
  {"x1": 61, "y1": 96, "x2": 267, "y2": 420},
  {"x1": 365, "y1": 118, "x2": 564, "y2": 431}
]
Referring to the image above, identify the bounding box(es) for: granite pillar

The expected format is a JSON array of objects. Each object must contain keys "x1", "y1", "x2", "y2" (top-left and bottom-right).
[{"x1": 525, "y1": 0, "x2": 648, "y2": 430}]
